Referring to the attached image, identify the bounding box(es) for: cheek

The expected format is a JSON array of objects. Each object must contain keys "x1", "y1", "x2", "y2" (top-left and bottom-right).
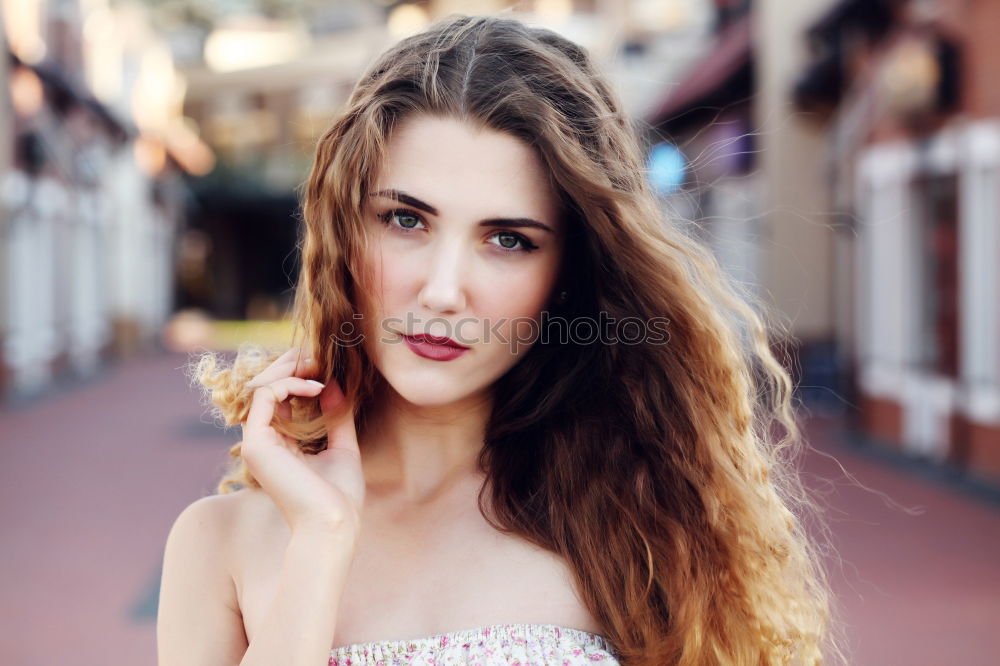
[
  {"x1": 477, "y1": 269, "x2": 552, "y2": 317},
  {"x1": 480, "y1": 252, "x2": 560, "y2": 312},
  {"x1": 472, "y1": 265, "x2": 557, "y2": 348},
  {"x1": 361, "y1": 238, "x2": 418, "y2": 312}
]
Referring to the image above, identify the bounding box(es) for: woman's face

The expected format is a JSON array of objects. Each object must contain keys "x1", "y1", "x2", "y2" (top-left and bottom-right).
[{"x1": 357, "y1": 113, "x2": 565, "y2": 408}]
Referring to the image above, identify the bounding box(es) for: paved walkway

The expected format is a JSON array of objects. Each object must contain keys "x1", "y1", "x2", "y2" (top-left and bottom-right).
[
  {"x1": 0, "y1": 351, "x2": 231, "y2": 665},
  {"x1": 803, "y1": 414, "x2": 1000, "y2": 664},
  {"x1": 1, "y1": 350, "x2": 998, "y2": 665}
]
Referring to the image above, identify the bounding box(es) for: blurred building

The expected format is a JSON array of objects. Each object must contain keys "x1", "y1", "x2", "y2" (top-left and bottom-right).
[
  {"x1": 646, "y1": 3, "x2": 758, "y2": 295},
  {"x1": 646, "y1": 0, "x2": 844, "y2": 412},
  {"x1": 0, "y1": 0, "x2": 209, "y2": 400},
  {"x1": 171, "y1": 0, "x2": 713, "y2": 320},
  {"x1": 172, "y1": 2, "x2": 385, "y2": 321},
  {"x1": 793, "y1": 0, "x2": 1000, "y2": 485}
]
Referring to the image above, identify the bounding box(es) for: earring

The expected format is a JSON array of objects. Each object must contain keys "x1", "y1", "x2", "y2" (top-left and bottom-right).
[{"x1": 557, "y1": 290, "x2": 568, "y2": 303}]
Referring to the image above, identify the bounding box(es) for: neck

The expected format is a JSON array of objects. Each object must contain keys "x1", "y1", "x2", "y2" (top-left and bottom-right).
[{"x1": 359, "y1": 383, "x2": 492, "y2": 505}]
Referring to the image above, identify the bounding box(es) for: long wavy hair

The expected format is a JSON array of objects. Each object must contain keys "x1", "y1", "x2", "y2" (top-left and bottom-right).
[{"x1": 192, "y1": 13, "x2": 847, "y2": 666}]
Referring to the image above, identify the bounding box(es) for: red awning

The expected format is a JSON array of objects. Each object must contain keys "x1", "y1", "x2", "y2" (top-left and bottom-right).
[{"x1": 646, "y1": 15, "x2": 752, "y2": 127}]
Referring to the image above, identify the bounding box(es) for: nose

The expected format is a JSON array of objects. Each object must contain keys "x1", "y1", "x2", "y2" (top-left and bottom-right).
[{"x1": 417, "y1": 238, "x2": 468, "y2": 315}]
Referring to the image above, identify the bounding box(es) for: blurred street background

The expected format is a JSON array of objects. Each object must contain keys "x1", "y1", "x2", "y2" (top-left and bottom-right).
[{"x1": 1, "y1": 0, "x2": 998, "y2": 664}]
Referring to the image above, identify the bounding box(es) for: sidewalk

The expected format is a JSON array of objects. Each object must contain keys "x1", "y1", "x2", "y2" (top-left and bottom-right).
[
  {"x1": 1, "y1": 351, "x2": 998, "y2": 665},
  {"x1": 802, "y1": 414, "x2": 1000, "y2": 665},
  {"x1": 0, "y1": 350, "x2": 231, "y2": 665}
]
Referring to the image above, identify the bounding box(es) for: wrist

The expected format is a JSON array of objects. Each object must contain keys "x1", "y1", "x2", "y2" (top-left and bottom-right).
[{"x1": 290, "y1": 519, "x2": 357, "y2": 548}]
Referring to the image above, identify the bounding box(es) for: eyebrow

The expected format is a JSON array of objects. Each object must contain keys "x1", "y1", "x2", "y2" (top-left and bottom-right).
[{"x1": 369, "y1": 188, "x2": 556, "y2": 233}]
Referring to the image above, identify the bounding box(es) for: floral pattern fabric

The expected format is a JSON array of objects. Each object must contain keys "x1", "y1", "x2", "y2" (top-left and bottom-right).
[{"x1": 329, "y1": 622, "x2": 622, "y2": 666}]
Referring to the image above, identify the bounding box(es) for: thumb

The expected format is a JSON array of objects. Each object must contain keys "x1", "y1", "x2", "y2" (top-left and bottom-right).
[{"x1": 318, "y1": 380, "x2": 360, "y2": 457}]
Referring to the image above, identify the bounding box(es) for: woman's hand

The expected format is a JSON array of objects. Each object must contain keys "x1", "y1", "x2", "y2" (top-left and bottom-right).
[{"x1": 241, "y1": 347, "x2": 365, "y2": 541}]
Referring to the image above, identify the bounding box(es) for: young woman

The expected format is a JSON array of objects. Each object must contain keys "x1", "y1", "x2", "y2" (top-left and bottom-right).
[{"x1": 157, "y1": 13, "x2": 845, "y2": 666}]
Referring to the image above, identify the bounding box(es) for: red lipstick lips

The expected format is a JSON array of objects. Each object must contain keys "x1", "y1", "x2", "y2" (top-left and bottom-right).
[
  {"x1": 408, "y1": 333, "x2": 468, "y2": 348},
  {"x1": 402, "y1": 333, "x2": 469, "y2": 361}
]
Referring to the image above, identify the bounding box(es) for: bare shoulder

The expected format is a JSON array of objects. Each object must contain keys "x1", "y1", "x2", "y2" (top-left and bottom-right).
[
  {"x1": 168, "y1": 491, "x2": 249, "y2": 548},
  {"x1": 158, "y1": 490, "x2": 270, "y2": 665},
  {"x1": 162, "y1": 492, "x2": 247, "y2": 596},
  {"x1": 169, "y1": 487, "x2": 283, "y2": 556},
  {"x1": 161, "y1": 488, "x2": 285, "y2": 605}
]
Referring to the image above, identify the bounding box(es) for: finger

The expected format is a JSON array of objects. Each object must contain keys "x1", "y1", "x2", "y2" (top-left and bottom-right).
[
  {"x1": 318, "y1": 381, "x2": 360, "y2": 457},
  {"x1": 274, "y1": 346, "x2": 303, "y2": 364},
  {"x1": 261, "y1": 346, "x2": 305, "y2": 376},
  {"x1": 246, "y1": 357, "x2": 317, "y2": 389},
  {"x1": 260, "y1": 346, "x2": 303, "y2": 376},
  {"x1": 246, "y1": 360, "x2": 314, "y2": 389},
  {"x1": 247, "y1": 348, "x2": 308, "y2": 385},
  {"x1": 288, "y1": 356, "x2": 318, "y2": 377},
  {"x1": 246, "y1": 377, "x2": 325, "y2": 431},
  {"x1": 277, "y1": 357, "x2": 319, "y2": 377}
]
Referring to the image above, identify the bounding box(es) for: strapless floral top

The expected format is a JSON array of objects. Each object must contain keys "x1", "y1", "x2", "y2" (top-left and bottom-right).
[{"x1": 328, "y1": 622, "x2": 621, "y2": 665}]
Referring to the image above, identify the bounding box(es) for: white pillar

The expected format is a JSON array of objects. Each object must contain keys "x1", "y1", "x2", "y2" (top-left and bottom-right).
[
  {"x1": 959, "y1": 121, "x2": 1000, "y2": 422},
  {"x1": 4, "y1": 175, "x2": 62, "y2": 394},
  {"x1": 857, "y1": 143, "x2": 917, "y2": 396}
]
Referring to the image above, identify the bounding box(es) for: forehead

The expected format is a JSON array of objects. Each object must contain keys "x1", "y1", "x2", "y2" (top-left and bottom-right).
[{"x1": 372, "y1": 114, "x2": 561, "y2": 228}]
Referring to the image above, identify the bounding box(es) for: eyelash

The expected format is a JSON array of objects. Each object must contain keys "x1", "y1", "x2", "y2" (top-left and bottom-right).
[{"x1": 376, "y1": 208, "x2": 540, "y2": 254}]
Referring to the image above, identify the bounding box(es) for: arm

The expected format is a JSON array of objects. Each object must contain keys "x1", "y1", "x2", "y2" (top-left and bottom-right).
[
  {"x1": 156, "y1": 494, "x2": 357, "y2": 666},
  {"x1": 238, "y1": 526, "x2": 355, "y2": 666},
  {"x1": 159, "y1": 349, "x2": 363, "y2": 665},
  {"x1": 156, "y1": 495, "x2": 247, "y2": 666}
]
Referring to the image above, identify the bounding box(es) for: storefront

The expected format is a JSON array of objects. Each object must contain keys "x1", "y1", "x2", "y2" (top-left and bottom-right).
[{"x1": 796, "y1": 0, "x2": 1000, "y2": 483}]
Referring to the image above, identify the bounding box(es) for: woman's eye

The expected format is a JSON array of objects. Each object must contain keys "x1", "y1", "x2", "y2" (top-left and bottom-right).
[
  {"x1": 379, "y1": 209, "x2": 425, "y2": 231},
  {"x1": 378, "y1": 210, "x2": 537, "y2": 254},
  {"x1": 489, "y1": 231, "x2": 538, "y2": 253}
]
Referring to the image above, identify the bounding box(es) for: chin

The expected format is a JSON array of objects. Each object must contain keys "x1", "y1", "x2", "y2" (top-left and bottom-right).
[
  {"x1": 370, "y1": 339, "x2": 511, "y2": 408},
  {"x1": 376, "y1": 349, "x2": 501, "y2": 407},
  {"x1": 386, "y1": 374, "x2": 482, "y2": 408}
]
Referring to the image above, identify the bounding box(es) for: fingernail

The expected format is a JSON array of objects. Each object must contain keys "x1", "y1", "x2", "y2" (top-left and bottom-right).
[{"x1": 305, "y1": 379, "x2": 325, "y2": 388}]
